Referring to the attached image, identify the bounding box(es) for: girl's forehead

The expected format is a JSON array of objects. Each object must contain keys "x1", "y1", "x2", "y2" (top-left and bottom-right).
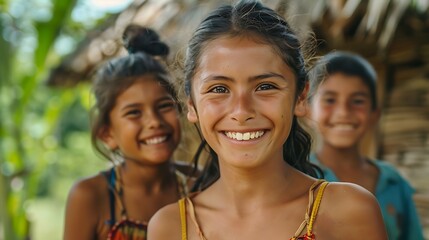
[
  {"x1": 190, "y1": 36, "x2": 297, "y2": 94},
  {"x1": 319, "y1": 73, "x2": 371, "y2": 93},
  {"x1": 199, "y1": 34, "x2": 292, "y2": 71},
  {"x1": 203, "y1": 34, "x2": 271, "y2": 51},
  {"x1": 197, "y1": 35, "x2": 283, "y2": 67}
]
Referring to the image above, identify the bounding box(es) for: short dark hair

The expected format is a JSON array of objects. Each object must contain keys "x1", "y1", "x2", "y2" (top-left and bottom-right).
[{"x1": 309, "y1": 51, "x2": 377, "y2": 110}]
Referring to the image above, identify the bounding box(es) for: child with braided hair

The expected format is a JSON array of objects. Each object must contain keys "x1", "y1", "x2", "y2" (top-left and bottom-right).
[{"x1": 64, "y1": 25, "x2": 189, "y2": 240}]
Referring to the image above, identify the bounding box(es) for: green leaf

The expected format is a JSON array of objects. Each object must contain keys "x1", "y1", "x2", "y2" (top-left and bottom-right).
[{"x1": 34, "y1": 0, "x2": 77, "y2": 70}]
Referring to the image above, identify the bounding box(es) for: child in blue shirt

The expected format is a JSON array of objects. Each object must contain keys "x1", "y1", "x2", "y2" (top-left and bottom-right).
[{"x1": 308, "y1": 51, "x2": 424, "y2": 240}]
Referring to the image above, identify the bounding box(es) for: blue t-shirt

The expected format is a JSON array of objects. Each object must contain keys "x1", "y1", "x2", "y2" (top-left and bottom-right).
[{"x1": 310, "y1": 154, "x2": 424, "y2": 240}]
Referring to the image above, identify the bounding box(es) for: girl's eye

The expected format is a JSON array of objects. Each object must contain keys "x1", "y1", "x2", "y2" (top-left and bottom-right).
[
  {"x1": 256, "y1": 83, "x2": 276, "y2": 91},
  {"x1": 323, "y1": 98, "x2": 335, "y2": 104},
  {"x1": 125, "y1": 109, "x2": 141, "y2": 117},
  {"x1": 209, "y1": 86, "x2": 228, "y2": 93},
  {"x1": 158, "y1": 101, "x2": 176, "y2": 111},
  {"x1": 351, "y1": 98, "x2": 366, "y2": 105}
]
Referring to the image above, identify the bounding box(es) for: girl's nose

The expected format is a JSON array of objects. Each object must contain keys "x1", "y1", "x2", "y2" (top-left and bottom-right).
[
  {"x1": 230, "y1": 92, "x2": 256, "y2": 124},
  {"x1": 334, "y1": 101, "x2": 351, "y2": 118},
  {"x1": 144, "y1": 110, "x2": 163, "y2": 129}
]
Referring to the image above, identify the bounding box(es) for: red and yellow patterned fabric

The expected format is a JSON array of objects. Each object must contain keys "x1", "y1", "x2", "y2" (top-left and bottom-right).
[{"x1": 105, "y1": 166, "x2": 188, "y2": 240}]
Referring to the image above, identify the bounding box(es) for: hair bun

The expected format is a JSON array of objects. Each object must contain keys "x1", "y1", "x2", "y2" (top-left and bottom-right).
[{"x1": 122, "y1": 24, "x2": 169, "y2": 56}]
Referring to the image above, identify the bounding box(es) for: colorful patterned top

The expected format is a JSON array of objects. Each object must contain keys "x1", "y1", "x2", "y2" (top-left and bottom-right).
[
  {"x1": 178, "y1": 180, "x2": 328, "y2": 240},
  {"x1": 104, "y1": 166, "x2": 189, "y2": 240},
  {"x1": 310, "y1": 154, "x2": 424, "y2": 240}
]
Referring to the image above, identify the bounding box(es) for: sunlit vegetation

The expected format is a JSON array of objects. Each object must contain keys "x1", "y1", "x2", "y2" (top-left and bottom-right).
[{"x1": 0, "y1": 0, "x2": 125, "y2": 239}]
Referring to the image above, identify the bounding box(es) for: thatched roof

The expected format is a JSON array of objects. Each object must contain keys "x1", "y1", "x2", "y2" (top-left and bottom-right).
[{"x1": 46, "y1": 0, "x2": 429, "y2": 87}]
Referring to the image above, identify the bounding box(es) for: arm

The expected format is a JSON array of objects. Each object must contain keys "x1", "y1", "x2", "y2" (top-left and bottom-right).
[
  {"x1": 147, "y1": 203, "x2": 182, "y2": 240},
  {"x1": 63, "y1": 179, "x2": 100, "y2": 240},
  {"x1": 321, "y1": 182, "x2": 388, "y2": 240}
]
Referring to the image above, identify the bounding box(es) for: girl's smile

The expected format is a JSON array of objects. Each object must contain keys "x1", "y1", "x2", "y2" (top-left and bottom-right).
[
  {"x1": 106, "y1": 75, "x2": 181, "y2": 165},
  {"x1": 310, "y1": 73, "x2": 377, "y2": 149},
  {"x1": 141, "y1": 134, "x2": 169, "y2": 145},
  {"x1": 187, "y1": 35, "x2": 306, "y2": 167},
  {"x1": 224, "y1": 130, "x2": 265, "y2": 141}
]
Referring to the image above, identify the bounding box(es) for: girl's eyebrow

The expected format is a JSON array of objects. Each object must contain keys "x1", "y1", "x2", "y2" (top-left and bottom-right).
[
  {"x1": 202, "y1": 72, "x2": 287, "y2": 82},
  {"x1": 121, "y1": 103, "x2": 142, "y2": 111},
  {"x1": 119, "y1": 96, "x2": 173, "y2": 111},
  {"x1": 352, "y1": 92, "x2": 370, "y2": 97},
  {"x1": 249, "y1": 72, "x2": 287, "y2": 82},
  {"x1": 320, "y1": 91, "x2": 336, "y2": 96},
  {"x1": 201, "y1": 75, "x2": 233, "y2": 83},
  {"x1": 321, "y1": 91, "x2": 370, "y2": 97}
]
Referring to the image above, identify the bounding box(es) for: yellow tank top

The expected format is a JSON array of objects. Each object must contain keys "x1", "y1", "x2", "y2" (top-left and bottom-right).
[{"x1": 178, "y1": 180, "x2": 328, "y2": 240}]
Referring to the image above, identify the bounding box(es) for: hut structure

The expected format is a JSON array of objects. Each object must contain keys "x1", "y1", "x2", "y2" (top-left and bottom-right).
[{"x1": 46, "y1": 0, "x2": 429, "y2": 237}]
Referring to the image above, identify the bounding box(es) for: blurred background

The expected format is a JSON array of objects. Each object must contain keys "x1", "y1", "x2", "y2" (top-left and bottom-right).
[{"x1": 0, "y1": 0, "x2": 428, "y2": 239}]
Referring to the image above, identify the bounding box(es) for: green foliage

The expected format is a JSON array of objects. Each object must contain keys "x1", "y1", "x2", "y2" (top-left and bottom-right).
[
  {"x1": 0, "y1": 0, "x2": 7, "y2": 12},
  {"x1": 34, "y1": 0, "x2": 77, "y2": 70},
  {"x1": 0, "y1": 0, "x2": 114, "y2": 239}
]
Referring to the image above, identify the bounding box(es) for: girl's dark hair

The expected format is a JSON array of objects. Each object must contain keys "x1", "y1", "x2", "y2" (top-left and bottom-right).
[
  {"x1": 308, "y1": 51, "x2": 378, "y2": 110},
  {"x1": 90, "y1": 24, "x2": 179, "y2": 161},
  {"x1": 186, "y1": 0, "x2": 322, "y2": 191}
]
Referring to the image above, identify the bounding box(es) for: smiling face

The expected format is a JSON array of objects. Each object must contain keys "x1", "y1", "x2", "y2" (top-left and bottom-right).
[
  {"x1": 102, "y1": 75, "x2": 181, "y2": 165},
  {"x1": 187, "y1": 36, "x2": 307, "y2": 168},
  {"x1": 309, "y1": 73, "x2": 378, "y2": 149}
]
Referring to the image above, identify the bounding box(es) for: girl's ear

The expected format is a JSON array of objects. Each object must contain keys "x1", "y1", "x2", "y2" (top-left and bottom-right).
[
  {"x1": 98, "y1": 126, "x2": 118, "y2": 150},
  {"x1": 294, "y1": 82, "x2": 309, "y2": 117},
  {"x1": 187, "y1": 99, "x2": 198, "y2": 123}
]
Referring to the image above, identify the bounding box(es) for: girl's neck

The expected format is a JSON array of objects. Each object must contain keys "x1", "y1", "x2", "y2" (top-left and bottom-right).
[
  {"x1": 213, "y1": 159, "x2": 303, "y2": 215},
  {"x1": 316, "y1": 143, "x2": 366, "y2": 169},
  {"x1": 118, "y1": 161, "x2": 176, "y2": 193}
]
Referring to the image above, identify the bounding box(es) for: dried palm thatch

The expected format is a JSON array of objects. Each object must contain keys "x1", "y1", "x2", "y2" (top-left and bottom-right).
[{"x1": 45, "y1": 0, "x2": 429, "y2": 87}]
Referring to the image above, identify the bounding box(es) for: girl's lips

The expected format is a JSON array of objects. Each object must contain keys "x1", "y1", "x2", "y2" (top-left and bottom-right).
[{"x1": 224, "y1": 130, "x2": 265, "y2": 141}]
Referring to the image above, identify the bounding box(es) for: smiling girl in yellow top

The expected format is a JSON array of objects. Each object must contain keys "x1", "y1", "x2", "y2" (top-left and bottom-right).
[{"x1": 148, "y1": 1, "x2": 387, "y2": 239}]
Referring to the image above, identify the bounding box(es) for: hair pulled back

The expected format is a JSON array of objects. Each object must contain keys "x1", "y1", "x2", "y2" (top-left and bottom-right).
[
  {"x1": 90, "y1": 24, "x2": 179, "y2": 161},
  {"x1": 186, "y1": 0, "x2": 322, "y2": 190}
]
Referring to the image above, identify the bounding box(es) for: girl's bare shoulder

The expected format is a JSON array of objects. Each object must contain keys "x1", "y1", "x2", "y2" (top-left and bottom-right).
[
  {"x1": 64, "y1": 173, "x2": 111, "y2": 239},
  {"x1": 323, "y1": 181, "x2": 378, "y2": 206},
  {"x1": 66, "y1": 173, "x2": 109, "y2": 208},
  {"x1": 148, "y1": 201, "x2": 182, "y2": 239},
  {"x1": 320, "y1": 181, "x2": 381, "y2": 217},
  {"x1": 317, "y1": 182, "x2": 387, "y2": 239}
]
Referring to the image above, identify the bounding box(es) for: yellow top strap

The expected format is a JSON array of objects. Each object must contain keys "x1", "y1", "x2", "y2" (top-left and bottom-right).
[
  {"x1": 178, "y1": 197, "x2": 208, "y2": 240},
  {"x1": 179, "y1": 198, "x2": 187, "y2": 240},
  {"x1": 175, "y1": 170, "x2": 189, "y2": 198},
  {"x1": 291, "y1": 180, "x2": 328, "y2": 240},
  {"x1": 186, "y1": 198, "x2": 207, "y2": 240},
  {"x1": 307, "y1": 181, "x2": 329, "y2": 235}
]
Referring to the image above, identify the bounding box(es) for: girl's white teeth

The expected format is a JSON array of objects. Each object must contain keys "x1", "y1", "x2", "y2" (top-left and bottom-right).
[
  {"x1": 225, "y1": 131, "x2": 265, "y2": 141},
  {"x1": 333, "y1": 124, "x2": 354, "y2": 130},
  {"x1": 145, "y1": 136, "x2": 167, "y2": 145}
]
